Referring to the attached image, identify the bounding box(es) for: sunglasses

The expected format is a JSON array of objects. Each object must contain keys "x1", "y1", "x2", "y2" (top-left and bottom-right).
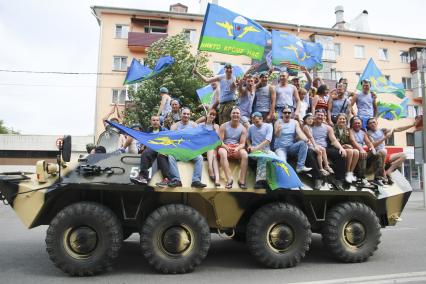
[{"x1": 283, "y1": 112, "x2": 292, "y2": 114}]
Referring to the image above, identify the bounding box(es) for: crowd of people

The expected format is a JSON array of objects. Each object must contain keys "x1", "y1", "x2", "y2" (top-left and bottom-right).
[{"x1": 103, "y1": 63, "x2": 417, "y2": 190}]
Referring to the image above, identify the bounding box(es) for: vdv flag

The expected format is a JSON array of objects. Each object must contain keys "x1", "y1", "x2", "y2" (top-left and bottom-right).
[
  {"x1": 357, "y1": 58, "x2": 405, "y2": 99},
  {"x1": 196, "y1": 85, "x2": 215, "y2": 105},
  {"x1": 198, "y1": 3, "x2": 270, "y2": 60},
  {"x1": 377, "y1": 97, "x2": 408, "y2": 120},
  {"x1": 107, "y1": 121, "x2": 221, "y2": 161},
  {"x1": 249, "y1": 151, "x2": 303, "y2": 190},
  {"x1": 271, "y1": 30, "x2": 323, "y2": 69},
  {"x1": 124, "y1": 56, "x2": 175, "y2": 85}
]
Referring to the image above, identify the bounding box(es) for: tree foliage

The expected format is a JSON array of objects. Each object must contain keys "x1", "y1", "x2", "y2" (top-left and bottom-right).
[
  {"x1": 0, "y1": 120, "x2": 20, "y2": 134},
  {"x1": 125, "y1": 33, "x2": 212, "y2": 130}
]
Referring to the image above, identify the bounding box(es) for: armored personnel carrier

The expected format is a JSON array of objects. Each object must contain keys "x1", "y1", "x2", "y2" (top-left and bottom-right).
[{"x1": 0, "y1": 136, "x2": 411, "y2": 276}]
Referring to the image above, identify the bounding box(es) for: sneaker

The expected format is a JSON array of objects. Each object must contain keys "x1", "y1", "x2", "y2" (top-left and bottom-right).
[
  {"x1": 313, "y1": 179, "x2": 322, "y2": 190},
  {"x1": 334, "y1": 180, "x2": 344, "y2": 191},
  {"x1": 372, "y1": 178, "x2": 384, "y2": 186},
  {"x1": 168, "y1": 179, "x2": 182, "y2": 187},
  {"x1": 349, "y1": 172, "x2": 356, "y2": 183},
  {"x1": 156, "y1": 178, "x2": 169, "y2": 188},
  {"x1": 358, "y1": 178, "x2": 369, "y2": 186},
  {"x1": 130, "y1": 176, "x2": 148, "y2": 185},
  {"x1": 191, "y1": 181, "x2": 207, "y2": 188},
  {"x1": 296, "y1": 166, "x2": 312, "y2": 173},
  {"x1": 345, "y1": 172, "x2": 352, "y2": 183},
  {"x1": 254, "y1": 180, "x2": 267, "y2": 189}
]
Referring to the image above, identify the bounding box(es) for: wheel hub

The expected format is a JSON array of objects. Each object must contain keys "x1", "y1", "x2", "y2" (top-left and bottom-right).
[
  {"x1": 344, "y1": 221, "x2": 366, "y2": 246},
  {"x1": 65, "y1": 226, "x2": 98, "y2": 257},
  {"x1": 162, "y1": 226, "x2": 191, "y2": 255},
  {"x1": 268, "y1": 224, "x2": 294, "y2": 252}
]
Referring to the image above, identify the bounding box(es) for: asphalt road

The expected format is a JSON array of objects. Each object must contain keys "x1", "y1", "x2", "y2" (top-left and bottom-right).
[{"x1": 1, "y1": 192, "x2": 426, "y2": 284}]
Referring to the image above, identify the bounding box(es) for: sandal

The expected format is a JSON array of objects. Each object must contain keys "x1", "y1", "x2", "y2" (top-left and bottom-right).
[
  {"x1": 324, "y1": 166, "x2": 334, "y2": 174},
  {"x1": 209, "y1": 175, "x2": 216, "y2": 182},
  {"x1": 238, "y1": 181, "x2": 247, "y2": 189},
  {"x1": 319, "y1": 169, "x2": 329, "y2": 176},
  {"x1": 225, "y1": 179, "x2": 233, "y2": 189},
  {"x1": 214, "y1": 181, "x2": 221, "y2": 187}
]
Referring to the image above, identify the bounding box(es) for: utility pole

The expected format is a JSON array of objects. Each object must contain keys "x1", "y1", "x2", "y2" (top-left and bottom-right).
[{"x1": 421, "y1": 48, "x2": 426, "y2": 208}]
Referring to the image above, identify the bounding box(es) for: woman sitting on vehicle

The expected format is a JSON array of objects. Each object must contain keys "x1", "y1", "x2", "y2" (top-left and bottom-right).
[
  {"x1": 333, "y1": 113, "x2": 359, "y2": 183},
  {"x1": 349, "y1": 116, "x2": 380, "y2": 185},
  {"x1": 198, "y1": 109, "x2": 221, "y2": 186}
]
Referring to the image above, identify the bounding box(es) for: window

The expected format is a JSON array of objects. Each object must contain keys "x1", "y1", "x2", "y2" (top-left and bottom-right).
[
  {"x1": 183, "y1": 29, "x2": 196, "y2": 43},
  {"x1": 334, "y1": 43, "x2": 341, "y2": 56},
  {"x1": 115, "y1": 25, "x2": 129, "y2": 38},
  {"x1": 144, "y1": 26, "x2": 167, "y2": 34},
  {"x1": 113, "y1": 56, "x2": 127, "y2": 71},
  {"x1": 112, "y1": 89, "x2": 127, "y2": 105},
  {"x1": 400, "y1": 51, "x2": 410, "y2": 63},
  {"x1": 315, "y1": 35, "x2": 335, "y2": 61},
  {"x1": 378, "y1": 48, "x2": 389, "y2": 60},
  {"x1": 354, "y1": 45, "x2": 365, "y2": 58},
  {"x1": 402, "y1": 77, "x2": 412, "y2": 89},
  {"x1": 406, "y1": 133, "x2": 414, "y2": 146},
  {"x1": 356, "y1": 73, "x2": 361, "y2": 81}
]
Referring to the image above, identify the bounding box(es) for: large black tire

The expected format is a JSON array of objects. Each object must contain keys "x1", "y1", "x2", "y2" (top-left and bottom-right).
[
  {"x1": 246, "y1": 202, "x2": 311, "y2": 268},
  {"x1": 45, "y1": 202, "x2": 123, "y2": 276},
  {"x1": 322, "y1": 202, "x2": 381, "y2": 263},
  {"x1": 140, "y1": 204, "x2": 211, "y2": 274}
]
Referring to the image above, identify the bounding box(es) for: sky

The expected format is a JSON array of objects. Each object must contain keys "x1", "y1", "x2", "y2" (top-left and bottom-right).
[{"x1": 0, "y1": 0, "x2": 425, "y2": 135}]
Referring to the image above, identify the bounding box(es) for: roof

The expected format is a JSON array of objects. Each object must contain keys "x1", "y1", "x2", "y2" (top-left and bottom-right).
[{"x1": 91, "y1": 5, "x2": 426, "y2": 45}]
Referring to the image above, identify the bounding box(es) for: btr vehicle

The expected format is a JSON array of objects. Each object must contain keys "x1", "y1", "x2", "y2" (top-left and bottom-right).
[{"x1": 0, "y1": 136, "x2": 411, "y2": 276}]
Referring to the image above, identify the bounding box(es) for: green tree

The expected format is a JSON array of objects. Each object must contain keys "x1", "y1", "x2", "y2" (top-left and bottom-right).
[
  {"x1": 0, "y1": 120, "x2": 20, "y2": 134},
  {"x1": 125, "y1": 33, "x2": 212, "y2": 130}
]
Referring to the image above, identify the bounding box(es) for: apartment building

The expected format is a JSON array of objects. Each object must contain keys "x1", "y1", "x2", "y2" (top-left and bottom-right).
[{"x1": 91, "y1": 3, "x2": 426, "y2": 189}]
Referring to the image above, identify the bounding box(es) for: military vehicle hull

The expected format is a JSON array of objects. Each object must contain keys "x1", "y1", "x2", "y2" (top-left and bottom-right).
[{"x1": 0, "y1": 151, "x2": 412, "y2": 276}]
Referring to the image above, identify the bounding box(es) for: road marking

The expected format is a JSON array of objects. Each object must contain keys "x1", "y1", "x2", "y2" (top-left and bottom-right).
[{"x1": 289, "y1": 271, "x2": 426, "y2": 284}]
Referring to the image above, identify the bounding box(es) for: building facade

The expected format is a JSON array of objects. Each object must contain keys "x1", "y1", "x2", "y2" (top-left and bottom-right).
[{"x1": 91, "y1": 4, "x2": 425, "y2": 189}]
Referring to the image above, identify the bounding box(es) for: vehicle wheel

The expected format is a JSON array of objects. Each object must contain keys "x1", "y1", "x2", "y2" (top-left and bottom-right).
[
  {"x1": 45, "y1": 202, "x2": 122, "y2": 276},
  {"x1": 140, "y1": 204, "x2": 210, "y2": 274},
  {"x1": 246, "y1": 202, "x2": 311, "y2": 268},
  {"x1": 322, "y1": 202, "x2": 381, "y2": 263}
]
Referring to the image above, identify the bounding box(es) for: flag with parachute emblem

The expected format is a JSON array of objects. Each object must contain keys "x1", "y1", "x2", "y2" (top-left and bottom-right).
[
  {"x1": 271, "y1": 30, "x2": 323, "y2": 69},
  {"x1": 198, "y1": 3, "x2": 270, "y2": 60},
  {"x1": 357, "y1": 58, "x2": 405, "y2": 99},
  {"x1": 106, "y1": 121, "x2": 221, "y2": 161},
  {"x1": 196, "y1": 84, "x2": 215, "y2": 105}
]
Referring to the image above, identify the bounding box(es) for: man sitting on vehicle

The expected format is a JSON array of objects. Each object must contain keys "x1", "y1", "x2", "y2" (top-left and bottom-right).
[
  {"x1": 130, "y1": 116, "x2": 170, "y2": 187},
  {"x1": 247, "y1": 112, "x2": 274, "y2": 189},
  {"x1": 168, "y1": 108, "x2": 207, "y2": 188},
  {"x1": 274, "y1": 106, "x2": 311, "y2": 173},
  {"x1": 163, "y1": 99, "x2": 182, "y2": 129},
  {"x1": 218, "y1": 107, "x2": 249, "y2": 189}
]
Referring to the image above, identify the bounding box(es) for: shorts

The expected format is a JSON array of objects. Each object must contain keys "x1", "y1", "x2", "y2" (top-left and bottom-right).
[{"x1": 219, "y1": 144, "x2": 240, "y2": 160}]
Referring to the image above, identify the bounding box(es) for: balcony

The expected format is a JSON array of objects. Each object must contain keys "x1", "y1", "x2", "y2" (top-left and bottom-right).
[{"x1": 128, "y1": 32, "x2": 168, "y2": 52}]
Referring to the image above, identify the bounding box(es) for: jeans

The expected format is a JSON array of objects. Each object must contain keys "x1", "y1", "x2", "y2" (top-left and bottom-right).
[
  {"x1": 168, "y1": 155, "x2": 203, "y2": 182},
  {"x1": 139, "y1": 148, "x2": 169, "y2": 179},
  {"x1": 275, "y1": 140, "x2": 308, "y2": 169}
]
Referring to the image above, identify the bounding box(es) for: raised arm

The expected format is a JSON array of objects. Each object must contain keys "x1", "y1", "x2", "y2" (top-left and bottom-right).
[
  {"x1": 103, "y1": 104, "x2": 117, "y2": 127},
  {"x1": 393, "y1": 121, "x2": 416, "y2": 133},
  {"x1": 372, "y1": 92, "x2": 378, "y2": 117},
  {"x1": 157, "y1": 95, "x2": 168, "y2": 116},
  {"x1": 193, "y1": 69, "x2": 220, "y2": 84},
  {"x1": 268, "y1": 85, "x2": 276, "y2": 122}
]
